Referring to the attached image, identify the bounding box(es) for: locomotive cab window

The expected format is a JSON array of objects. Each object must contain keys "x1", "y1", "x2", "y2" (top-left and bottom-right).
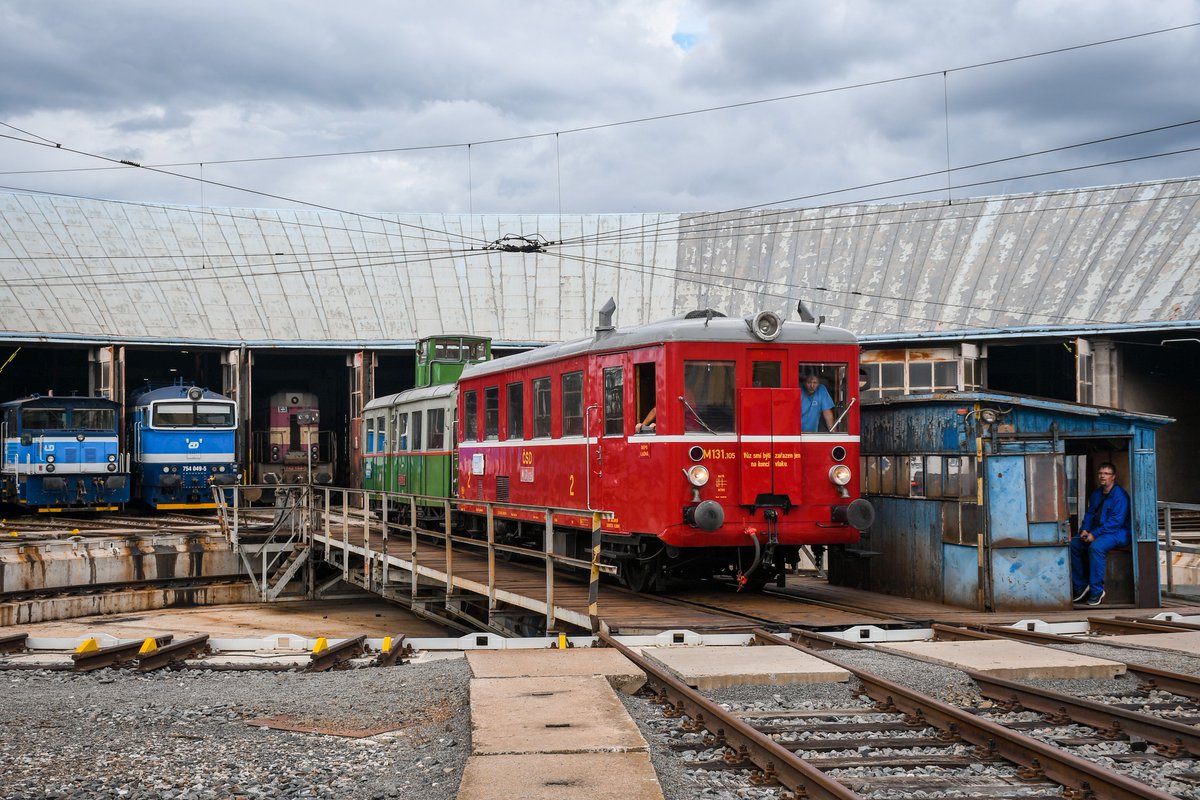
[
  {"x1": 195, "y1": 403, "x2": 235, "y2": 427},
  {"x1": 22, "y1": 408, "x2": 67, "y2": 430},
  {"x1": 561, "y1": 371, "x2": 583, "y2": 437},
  {"x1": 533, "y1": 378, "x2": 551, "y2": 438},
  {"x1": 462, "y1": 392, "x2": 477, "y2": 442},
  {"x1": 484, "y1": 386, "x2": 499, "y2": 440},
  {"x1": 152, "y1": 403, "x2": 194, "y2": 427},
  {"x1": 798, "y1": 363, "x2": 849, "y2": 433},
  {"x1": 506, "y1": 382, "x2": 524, "y2": 440},
  {"x1": 366, "y1": 419, "x2": 375, "y2": 453},
  {"x1": 74, "y1": 408, "x2": 116, "y2": 430},
  {"x1": 682, "y1": 361, "x2": 735, "y2": 433},
  {"x1": 603, "y1": 366, "x2": 624, "y2": 436},
  {"x1": 376, "y1": 415, "x2": 386, "y2": 452}
]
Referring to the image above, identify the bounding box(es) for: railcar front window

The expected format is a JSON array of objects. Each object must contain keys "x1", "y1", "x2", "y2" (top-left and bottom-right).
[
  {"x1": 798, "y1": 363, "x2": 850, "y2": 433},
  {"x1": 603, "y1": 367, "x2": 624, "y2": 436},
  {"x1": 22, "y1": 408, "x2": 66, "y2": 430},
  {"x1": 195, "y1": 403, "x2": 235, "y2": 427},
  {"x1": 682, "y1": 361, "x2": 735, "y2": 433},
  {"x1": 561, "y1": 372, "x2": 583, "y2": 437},
  {"x1": 74, "y1": 408, "x2": 116, "y2": 431},
  {"x1": 533, "y1": 378, "x2": 551, "y2": 438},
  {"x1": 484, "y1": 387, "x2": 499, "y2": 439},
  {"x1": 366, "y1": 419, "x2": 375, "y2": 453},
  {"x1": 412, "y1": 411, "x2": 424, "y2": 451},
  {"x1": 397, "y1": 412, "x2": 409, "y2": 450}
]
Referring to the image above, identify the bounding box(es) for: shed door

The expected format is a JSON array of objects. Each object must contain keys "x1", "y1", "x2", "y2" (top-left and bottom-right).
[{"x1": 738, "y1": 388, "x2": 802, "y2": 506}]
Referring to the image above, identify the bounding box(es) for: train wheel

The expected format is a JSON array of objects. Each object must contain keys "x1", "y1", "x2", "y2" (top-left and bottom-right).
[{"x1": 620, "y1": 556, "x2": 660, "y2": 593}]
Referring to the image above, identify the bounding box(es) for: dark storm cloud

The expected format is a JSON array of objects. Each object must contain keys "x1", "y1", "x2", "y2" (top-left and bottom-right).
[{"x1": 1, "y1": 0, "x2": 1198, "y2": 213}]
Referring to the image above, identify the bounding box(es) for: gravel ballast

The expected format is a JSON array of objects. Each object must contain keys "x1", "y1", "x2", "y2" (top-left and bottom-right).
[{"x1": 2, "y1": 658, "x2": 472, "y2": 800}]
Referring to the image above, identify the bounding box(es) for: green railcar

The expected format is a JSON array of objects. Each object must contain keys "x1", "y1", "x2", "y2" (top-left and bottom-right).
[{"x1": 360, "y1": 335, "x2": 490, "y2": 520}]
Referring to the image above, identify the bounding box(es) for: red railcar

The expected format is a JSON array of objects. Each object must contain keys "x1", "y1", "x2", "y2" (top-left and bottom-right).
[{"x1": 456, "y1": 308, "x2": 874, "y2": 591}]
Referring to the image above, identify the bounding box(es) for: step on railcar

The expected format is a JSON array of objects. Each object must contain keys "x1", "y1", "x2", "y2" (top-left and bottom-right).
[
  {"x1": 0, "y1": 395, "x2": 130, "y2": 511},
  {"x1": 130, "y1": 384, "x2": 239, "y2": 509},
  {"x1": 456, "y1": 305, "x2": 875, "y2": 591}
]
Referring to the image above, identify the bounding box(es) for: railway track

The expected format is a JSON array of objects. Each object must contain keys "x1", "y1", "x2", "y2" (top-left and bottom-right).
[{"x1": 608, "y1": 626, "x2": 1200, "y2": 799}]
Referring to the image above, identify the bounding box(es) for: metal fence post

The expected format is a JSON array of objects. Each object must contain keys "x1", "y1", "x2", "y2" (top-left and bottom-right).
[
  {"x1": 589, "y1": 511, "x2": 602, "y2": 633},
  {"x1": 544, "y1": 508, "x2": 555, "y2": 632}
]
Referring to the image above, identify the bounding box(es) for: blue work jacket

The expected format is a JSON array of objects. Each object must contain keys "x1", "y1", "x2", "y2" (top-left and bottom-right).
[{"x1": 1080, "y1": 483, "x2": 1131, "y2": 539}]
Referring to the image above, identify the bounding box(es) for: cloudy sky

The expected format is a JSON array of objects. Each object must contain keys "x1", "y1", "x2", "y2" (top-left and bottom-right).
[{"x1": 2, "y1": 0, "x2": 1199, "y2": 216}]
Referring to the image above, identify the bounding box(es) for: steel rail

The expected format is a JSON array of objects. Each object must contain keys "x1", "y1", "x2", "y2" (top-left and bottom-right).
[
  {"x1": 1115, "y1": 614, "x2": 1200, "y2": 632},
  {"x1": 0, "y1": 633, "x2": 29, "y2": 654},
  {"x1": 759, "y1": 628, "x2": 1179, "y2": 800},
  {"x1": 135, "y1": 635, "x2": 211, "y2": 672},
  {"x1": 374, "y1": 635, "x2": 412, "y2": 668},
  {"x1": 72, "y1": 635, "x2": 174, "y2": 672},
  {"x1": 970, "y1": 670, "x2": 1200, "y2": 758},
  {"x1": 306, "y1": 635, "x2": 366, "y2": 673},
  {"x1": 597, "y1": 630, "x2": 861, "y2": 800},
  {"x1": 1084, "y1": 617, "x2": 1185, "y2": 636}
]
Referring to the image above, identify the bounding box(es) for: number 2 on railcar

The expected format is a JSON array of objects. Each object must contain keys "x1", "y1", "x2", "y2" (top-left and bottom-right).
[
  {"x1": 0, "y1": 395, "x2": 130, "y2": 511},
  {"x1": 456, "y1": 305, "x2": 875, "y2": 591}
]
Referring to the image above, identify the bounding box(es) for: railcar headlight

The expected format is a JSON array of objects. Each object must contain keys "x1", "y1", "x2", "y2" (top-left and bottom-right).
[
  {"x1": 162, "y1": 466, "x2": 171, "y2": 474},
  {"x1": 107, "y1": 454, "x2": 116, "y2": 463},
  {"x1": 106, "y1": 462, "x2": 117, "y2": 472},
  {"x1": 45, "y1": 463, "x2": 56, "y2": 473},
  {"x1": 46, "y1": 455, "x2": 55, "y2": 463},
  {"x1": 685, "y1": 464, "x2": 710, "y2": 487},
  {"x1": 829, "y1": 464, "x2": 852, "y2": 486},
  {"x1": 218, "y1": 465, "x2": 226, "y2": 473}
]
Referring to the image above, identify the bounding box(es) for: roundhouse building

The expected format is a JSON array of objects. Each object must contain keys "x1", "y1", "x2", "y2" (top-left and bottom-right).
[{"x1": 0, "y1": 177, "x2": 1197, "y2": 501}]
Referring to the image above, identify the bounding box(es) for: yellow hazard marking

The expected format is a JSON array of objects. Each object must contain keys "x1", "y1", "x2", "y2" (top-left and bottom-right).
[
  {"x1": 558, "y1": 633, "x2": 567, "y2": 650},
  {"x1": 382, "y1": 636, "x2": 392, "y2": 653},
  {"x1": 75, "y1": 638, "x2": 99, "y2": 654},
  {"x1": 312, "y1": 637, "x2": 328, "y2": 654},
  {"x1": 138, "y1": 637, "x2": 158, "y2": 655}
]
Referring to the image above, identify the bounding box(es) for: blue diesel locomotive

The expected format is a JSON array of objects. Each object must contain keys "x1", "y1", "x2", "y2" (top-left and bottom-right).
[
  {"x1": 0, "y1": 395, "x2": 130, "y2": 511},
  {"x1": 130, "y1": 384, "x2": 239, "y2": 509}
]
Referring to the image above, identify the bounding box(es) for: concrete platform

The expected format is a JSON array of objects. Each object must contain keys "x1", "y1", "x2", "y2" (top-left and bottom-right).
[
  {"x1": 457, "y1": 752, "x2": 664, "y2": 800},
  {"x1": 877, "y1": 639, "x2": 1125, "y2": 679},
  {"x1": 1102, "y1": 631, "x2": 1200, "y2": 655},
  {"x1": 471, "y1": 675, "x2": 649, "y2": 755},
  {"x1": 466, "y1": 647, "x2": 645, "y2": 693},
  {"x1": 639, "y1": 644, "x2": 850, "y2": 689}
]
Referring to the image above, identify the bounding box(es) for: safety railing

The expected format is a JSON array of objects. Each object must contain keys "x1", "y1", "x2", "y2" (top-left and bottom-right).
[
  {"x1": 214, "y1": 484, "x2": 314, "y2": 601},
  {"x1": 313, "y1": 486, "x2": 613, "y2": 634},
  {"x1": 1159, "y1": 501, "x2": 1200, "y2": 596}
]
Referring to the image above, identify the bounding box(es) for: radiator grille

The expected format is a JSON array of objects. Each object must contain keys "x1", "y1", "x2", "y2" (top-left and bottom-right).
[{"x1": 496, "y1": 475, "x2": 510, "y2": 503}]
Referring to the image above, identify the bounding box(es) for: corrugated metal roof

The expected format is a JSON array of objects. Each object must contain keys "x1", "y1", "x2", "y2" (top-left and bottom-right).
[{"x1": 1, "y1": 177, "x2": 1197, "y2": 347}]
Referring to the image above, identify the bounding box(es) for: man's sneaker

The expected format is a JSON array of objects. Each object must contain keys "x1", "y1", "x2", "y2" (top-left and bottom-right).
[
  {"x1": 1086, "y1": 590, "x2": 1106, "y2": 606},
  {"x1": 1073, "y1": 587, "x2": 1090, "y2": 603}
]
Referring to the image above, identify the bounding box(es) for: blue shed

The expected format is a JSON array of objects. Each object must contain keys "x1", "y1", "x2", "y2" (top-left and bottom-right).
[{"x1": 831, "y1": 392, "x2": 1172, "y2": 611}]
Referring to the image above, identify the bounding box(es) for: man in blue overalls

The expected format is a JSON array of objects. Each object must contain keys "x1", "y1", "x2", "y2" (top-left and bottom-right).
[{"x1": 1070, "y1": 462, "x2": 1130, "y2": 607}]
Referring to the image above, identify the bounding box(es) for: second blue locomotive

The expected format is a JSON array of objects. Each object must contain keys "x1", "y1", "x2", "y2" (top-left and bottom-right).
[{"x1": 129, "y1": 384, "x2": 239, "y2": 509}]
